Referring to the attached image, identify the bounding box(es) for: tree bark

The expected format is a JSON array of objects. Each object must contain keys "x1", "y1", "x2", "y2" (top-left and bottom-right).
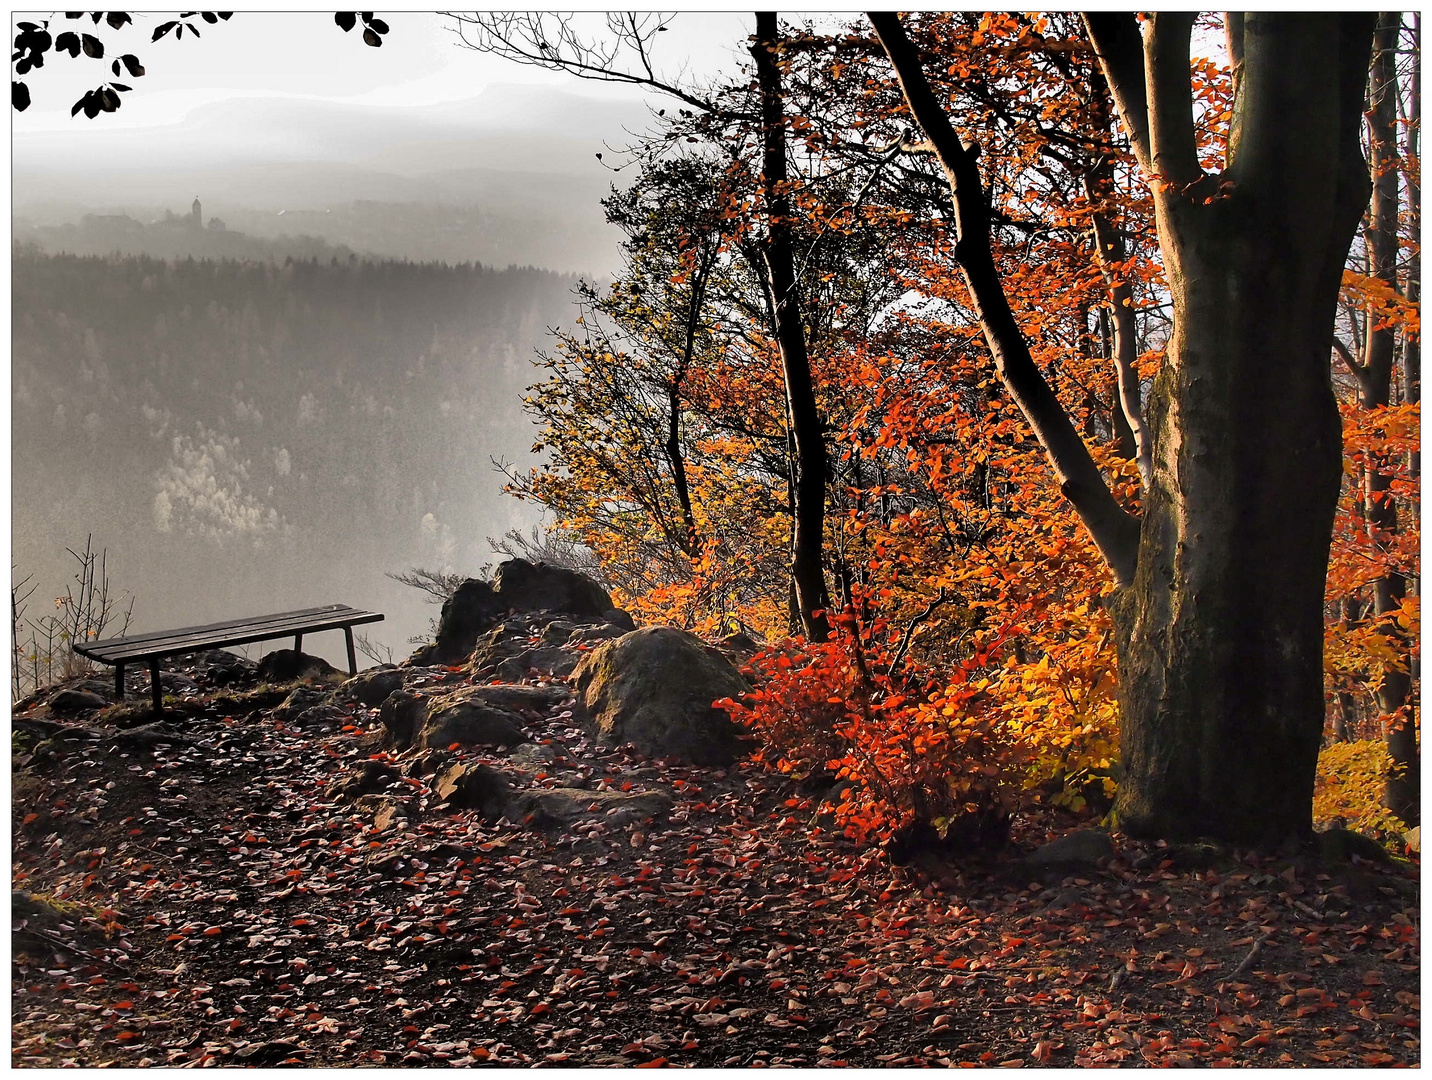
[
  {"x1": 1359, "y1": 13, "x2": 1417, "y2": 825},
  {"x1": 1087, "y1": 12, "x2": 1375, "y2": 843},
  {"x1": 751, "y1": 11, "x2": 831, "y2": 642},
  {"x1": 874, "y1": 12, "x2": 1375, "y2": 844}
]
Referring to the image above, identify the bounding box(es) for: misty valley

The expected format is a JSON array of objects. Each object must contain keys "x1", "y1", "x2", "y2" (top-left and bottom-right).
[{"x1": 12, "y1": 243, "x2": 583, "y2": 665}]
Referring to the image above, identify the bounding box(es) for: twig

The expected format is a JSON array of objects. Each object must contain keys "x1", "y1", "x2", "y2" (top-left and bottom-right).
[
  {"x1": 889, "y1": 587, "x2": 951, "y2": 672},
  {"x1": 1230, "y1": 930, "x2": 1273, "y2": 979}
]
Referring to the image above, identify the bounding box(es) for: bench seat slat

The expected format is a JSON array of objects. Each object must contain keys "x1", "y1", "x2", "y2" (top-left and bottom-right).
[
  {"x1": 74, "y1": 606, "x2": 383, "y2": 664},
  {"x1": 76, "y1": 612, "x2": 361, "y2": 660},
  {"x1": 82, "y1": 605, "x2": 354, "y2": 652}
]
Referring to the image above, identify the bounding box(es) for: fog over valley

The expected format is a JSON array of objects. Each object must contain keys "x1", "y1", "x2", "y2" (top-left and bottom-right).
[{"x1": 11, "y1": 38, "x2": 682, "y2": 666}]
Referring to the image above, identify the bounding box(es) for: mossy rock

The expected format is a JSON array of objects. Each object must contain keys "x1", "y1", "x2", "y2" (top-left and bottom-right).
[{"x1": 572, "y1": 626, "x2": 751, "y2": 766}]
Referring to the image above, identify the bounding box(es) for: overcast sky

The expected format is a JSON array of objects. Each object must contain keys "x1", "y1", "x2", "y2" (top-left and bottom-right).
[{"x1": 12, "y1": 11, "x2": 755, "y2": 132}]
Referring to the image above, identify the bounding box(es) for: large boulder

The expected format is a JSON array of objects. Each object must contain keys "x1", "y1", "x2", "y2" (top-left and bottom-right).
[
  {"x1": 468, "y1": 619, "x2": 538, "y2": 676},
  {"x1": 462, "y1": 684, "x2": 569, "y2": 715},
  {"x1": 49, "y1": 688, "x2": 108, "y2": 713},
  {"x1": 494, "y1": 645, "x2": 581, "y2": 681},
  {"x1": 409, "y1": 579, "x2": 505, "y2": 666},
  {"x1": 572, "y1": 627, "x2": 751, "y2": 766},
  {"x1": 493, "y1": 559, "x2": 612, "y2": 618},
  {"x1": 341, "y1": 666, "x2": 405, "y2": 707},
  {"x1": 419, "y1": 693, "x2": 528, "y2": 751}
]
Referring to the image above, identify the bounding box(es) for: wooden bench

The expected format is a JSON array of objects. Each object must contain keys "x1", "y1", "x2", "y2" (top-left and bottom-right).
[{"x1": 73, "y1": 604, "x2": 384, "y2": 714}]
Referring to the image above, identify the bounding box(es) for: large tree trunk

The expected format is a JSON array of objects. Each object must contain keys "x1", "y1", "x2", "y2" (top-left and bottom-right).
[
  {"x1": 876, "y1": 11, "x2": 1375, "y2": 844},
  {"x1": 1092, "y1": 14, "x2": 1375, "y2": 843},
  {"x1": 751, "y1": 10, "x2": 831, "y2": 642}
]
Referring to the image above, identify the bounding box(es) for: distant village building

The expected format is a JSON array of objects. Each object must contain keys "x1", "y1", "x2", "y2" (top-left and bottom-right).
[{"x1": 207, "y1": 216, "x2": 226, "y2": 232}]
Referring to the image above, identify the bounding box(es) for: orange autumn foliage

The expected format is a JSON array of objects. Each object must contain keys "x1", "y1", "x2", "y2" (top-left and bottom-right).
[{"x1": 512, "y1": 12, "x2": 1416, "y2": 845}]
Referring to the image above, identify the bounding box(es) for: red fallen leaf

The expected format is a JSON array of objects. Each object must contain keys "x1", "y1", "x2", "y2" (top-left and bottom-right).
[
  {"x1": 1031, "y1": 1040, "x2": 1058, "y2": 1063},
  {"x1": 203, "y1": 926, "x2": 223, "y2": 936},
  {"x1": 898, "y1": 990, "x2": 936, "y2": 1011},
  {"x1": 113, "y1": 1001, "x2": 134, "y2": 1010},
  {"x1": 115, "y1": 1031, "x2": 139, "y2": 1042},
  {"x1": 636, "y1": 1058, "x2": 669, "y2": 1068},
  {"x1": 22, "y1": 813, "x2": 39, "y2": 825}
]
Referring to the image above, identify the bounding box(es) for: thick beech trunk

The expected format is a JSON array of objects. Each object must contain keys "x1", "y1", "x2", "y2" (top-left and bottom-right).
[
  {"x1": 752, "y1": 11, "x2": 831, "y2": 642},
  {"x1": 1105, "y1": 242, "x2": 1349, "y2": 841},
  {"x1": 1092, "y1": 14, "x2": 1375, "y2": 843},
  {"x1": 875, "y1": 11, "x2": 1375, "y2": 844}
]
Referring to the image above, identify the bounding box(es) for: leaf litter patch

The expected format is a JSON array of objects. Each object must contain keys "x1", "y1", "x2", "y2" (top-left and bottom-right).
[{"x1": 12, "y1": 670, "x2": 1420, "y2": 1067}]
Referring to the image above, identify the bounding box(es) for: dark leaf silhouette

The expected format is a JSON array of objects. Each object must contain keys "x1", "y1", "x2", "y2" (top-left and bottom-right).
[
  {"x1": 12, "y1": 79, "x2": 30, "y2": 110},
  {"x1": 105, "y1": 12, "x2": 132, "y2": 29},
  {"x1": 80, "y1": 33, "x2": 104, "y2": 58},
  {"x1": 334, "y1": 12, "x2": 357, "y2": 31},
  {"x1": 363, "y1": 26, "x2": 381, "y2": 47},
  {"x1": 55, "y1": 31, "x2": 82, "y2": 57}
]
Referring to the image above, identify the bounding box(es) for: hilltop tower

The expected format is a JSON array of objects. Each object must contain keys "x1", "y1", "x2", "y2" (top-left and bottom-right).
[{"x1": 191, "y1": 196, "x2": 202, "y2": 230}]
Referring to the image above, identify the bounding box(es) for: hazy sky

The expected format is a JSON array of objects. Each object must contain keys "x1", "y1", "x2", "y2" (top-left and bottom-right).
[{"x1": 12, "y1": 12, "x2": 755, "y2": 132}]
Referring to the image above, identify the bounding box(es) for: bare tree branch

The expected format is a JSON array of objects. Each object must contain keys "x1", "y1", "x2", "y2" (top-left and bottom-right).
[
  {"x1": 869, "y1": 11, "x2": 1141, "y2": 587},
  {"x1": 442, "y1": 12, "x2": 753, "y2": 121}
]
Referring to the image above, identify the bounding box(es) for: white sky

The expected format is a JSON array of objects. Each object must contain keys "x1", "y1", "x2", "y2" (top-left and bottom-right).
[{"x1": 11, "y1": 11, "x2": 755, "y2": 132}]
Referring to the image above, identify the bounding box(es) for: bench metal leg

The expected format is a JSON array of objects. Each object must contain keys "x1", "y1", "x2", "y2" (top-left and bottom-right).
[
  {"x1": 115, "y1": 662, "x2": 125, "y2": 701},
  {"x1": 294, "y1": 633, "x2": 303, "y2": 654},
  {"x1": 345, "y1": 626, "x2": 357, "y2": 676},
  {"x1": 150, "y1": 658, "x2": 162, "y2": 715}
]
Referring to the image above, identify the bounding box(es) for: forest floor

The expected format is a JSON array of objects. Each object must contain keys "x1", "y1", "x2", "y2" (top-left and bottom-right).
[{"x1": 11, "y1": 663, "x2": 1421, "y2": 1069}]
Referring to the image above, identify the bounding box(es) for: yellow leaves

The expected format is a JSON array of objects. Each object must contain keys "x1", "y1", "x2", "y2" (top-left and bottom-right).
[{"x1": 1314, "y1": 740, "x2": 1409, "y2": 838}]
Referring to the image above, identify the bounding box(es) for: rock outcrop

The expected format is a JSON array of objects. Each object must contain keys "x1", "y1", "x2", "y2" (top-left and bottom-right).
[
  {"x1": 572, "y1": 627, "x2": 750, "y2": 766},
  {"x1": 492, "y1": 558, "x2": 613, "y2": 618},
  {"x1": 341, "y1": 666, "x2": 404, "y2": 707},
  {"x1": 379, "y1": 691, "x2": 429, "y2": 750},
  {"x1": 1017, "y1": 829, "x2": 1113, "y2": 879},
  {"x1": 409, "y1": 579, "x2": 505, "y2": 667},
  {"x1": 408, "y1": 562, "x2": 631, "y2": 668},
  {"x1": 418, "y1": 690, "x2": 528, "y2": 751}
]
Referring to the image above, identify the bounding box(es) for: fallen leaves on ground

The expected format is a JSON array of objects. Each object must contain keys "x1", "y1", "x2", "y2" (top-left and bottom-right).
[{"x1": 12, "y1": 668, "x2": 1420, "y2": 1068}]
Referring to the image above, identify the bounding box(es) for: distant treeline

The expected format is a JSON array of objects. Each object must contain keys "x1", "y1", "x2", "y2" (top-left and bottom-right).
[
  {"x1": 12, "y1": 248, "x2": 585, "y2": 653},
  {"x1": 14, "y1": 197, "x2": 618, "y2": 273}
]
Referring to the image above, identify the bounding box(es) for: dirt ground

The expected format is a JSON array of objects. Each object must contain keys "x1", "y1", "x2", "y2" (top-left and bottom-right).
[{"x1": 12, "y1": 665, "x2": 1420, "y2": 1068}]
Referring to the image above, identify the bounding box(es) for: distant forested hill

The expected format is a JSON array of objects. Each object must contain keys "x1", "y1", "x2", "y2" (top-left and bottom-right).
[{"x1": 12, "y1": 248, "x2": 583, "y2": 659}]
